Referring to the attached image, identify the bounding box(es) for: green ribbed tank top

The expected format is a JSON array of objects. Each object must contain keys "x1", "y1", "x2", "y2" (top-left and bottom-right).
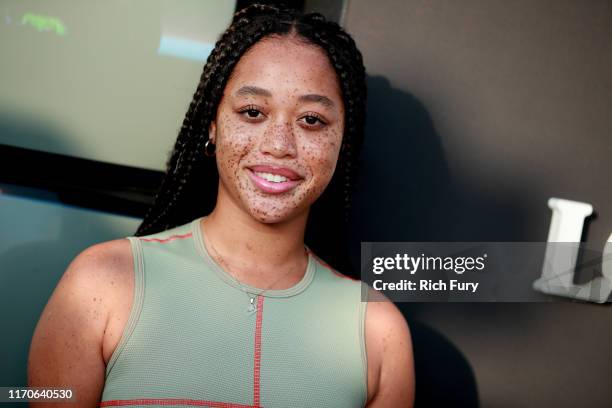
[{"x1": 100, "y1": 216, "x2": 368, "y2": 408}]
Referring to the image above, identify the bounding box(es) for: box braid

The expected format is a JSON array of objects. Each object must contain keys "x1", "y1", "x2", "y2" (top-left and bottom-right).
[{"x1": 136, "y1": 4, "x2": 367, "y2": 241}]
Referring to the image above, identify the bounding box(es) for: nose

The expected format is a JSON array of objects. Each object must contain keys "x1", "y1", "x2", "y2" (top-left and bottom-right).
[{"x1": 258, "y1": 117, "x2": 297, "y2": 158}]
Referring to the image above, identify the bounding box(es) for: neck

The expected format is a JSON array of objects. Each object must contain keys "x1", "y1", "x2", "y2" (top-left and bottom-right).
[{"x1": 200, "y1": 189, "x2": 310, "y2": 287}]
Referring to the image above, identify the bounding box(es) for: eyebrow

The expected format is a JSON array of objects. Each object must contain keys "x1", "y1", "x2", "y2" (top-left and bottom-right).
[
  {"x1": 234, "y1": 86, "x2": 335, "y2": 109},
  {"x1": 235, "y1": 86, "x2": 271, "y2": 98},
  {"x1": 298, "y1": 94, "x2": 335, "y2": 109}
]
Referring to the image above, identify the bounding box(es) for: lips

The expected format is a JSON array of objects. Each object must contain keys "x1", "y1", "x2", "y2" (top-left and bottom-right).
[
  {"x1": 247, "y1": 165, "x2": 302, "y2": 180},
  {"x1": 245, "y1": 165, "x2": 303, "y2": 194}
]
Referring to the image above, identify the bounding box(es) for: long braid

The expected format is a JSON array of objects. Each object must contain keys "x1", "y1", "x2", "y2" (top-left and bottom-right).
[{"x1": 136, "y1": 5, "x2": 367, "y2": 241}]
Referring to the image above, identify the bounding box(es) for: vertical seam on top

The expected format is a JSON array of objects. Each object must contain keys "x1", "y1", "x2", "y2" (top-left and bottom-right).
[{"x1": 253, "y1": 296, "x2": 265, "y2": 407}]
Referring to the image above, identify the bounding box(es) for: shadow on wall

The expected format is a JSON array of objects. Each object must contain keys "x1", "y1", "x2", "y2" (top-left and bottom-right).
[
  {"x1": 349, "y1": 75, "x2": 532, "y2": 244},
  {"x1": 348, "y1": 75, "x2": 537, "y2": 407},
  {"x1": 410, "y1": 320, "x2": 479, "y2": 407},
  {"x1": 349, "y1": 75, "x2": 454, "y2": 243}
]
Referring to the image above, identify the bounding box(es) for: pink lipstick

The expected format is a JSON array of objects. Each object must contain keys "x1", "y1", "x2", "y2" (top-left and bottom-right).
[{"x1": 246, "y1": 166, "x2": 303, "y2": 194}]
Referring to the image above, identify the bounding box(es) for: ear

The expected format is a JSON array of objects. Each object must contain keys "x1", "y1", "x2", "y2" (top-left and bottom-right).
[{"x1": 208, "y1": 121, "x2": 217, "y2": 144}]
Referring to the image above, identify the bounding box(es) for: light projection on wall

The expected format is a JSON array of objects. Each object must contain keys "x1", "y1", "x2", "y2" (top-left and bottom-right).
[
  {"x1": 157, "y1": 36, "x2": 214, "y2": 62},
  {"x1": 3, "y1": 8, "x2": 68, "y2": 37},
  {"x1": 155, "y1": 0, "x2": 234, "y2": 63},
  {"x1": 21, "y1": 13, "x2": 68, "y2": 36}
]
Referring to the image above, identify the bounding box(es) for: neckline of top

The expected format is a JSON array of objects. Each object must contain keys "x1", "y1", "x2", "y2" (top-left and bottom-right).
[{"x1": 191, "y1": 216, "x2": 316, "y2": 298}]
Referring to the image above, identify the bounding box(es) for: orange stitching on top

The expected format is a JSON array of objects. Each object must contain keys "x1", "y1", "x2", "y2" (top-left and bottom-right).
[{"x1": 140, "y1": 232, "x2": 193, "y2": 243}]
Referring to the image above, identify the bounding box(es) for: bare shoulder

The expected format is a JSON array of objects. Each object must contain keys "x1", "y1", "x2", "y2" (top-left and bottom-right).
[
  {"x1": 64, "y1": 239, "x2": 135, "y2": 362},
  {"x1": 28, "y1": 238, "x2": 134, "y2": 407},
  {"x1": 364, "y1": 288, "x2": 415, "y2": 407},
  {"x1": 69, "y1": 238, "x2": 133, "y2": 280},
  {"x1": 55, "y1": 238, "x2": 134, "y2": 319}
]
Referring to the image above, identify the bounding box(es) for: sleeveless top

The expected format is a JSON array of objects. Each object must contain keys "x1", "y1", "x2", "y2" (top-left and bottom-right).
[{"x1": 100, "y1": 216, "x2": 368, "y2": 408}]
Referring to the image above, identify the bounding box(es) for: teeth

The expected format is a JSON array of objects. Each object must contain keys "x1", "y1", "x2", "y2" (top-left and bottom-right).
[{"x1": 254, "y1": 171, "x2": 289, "y2": 183}]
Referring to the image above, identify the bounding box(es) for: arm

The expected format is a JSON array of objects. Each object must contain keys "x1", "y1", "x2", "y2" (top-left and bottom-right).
[
  {"x1": 365, "y1": 297, "x2": 415, "y2": 407},
  {"x1": 28, "y1": 239, "x2": 131, "y2": 407}
]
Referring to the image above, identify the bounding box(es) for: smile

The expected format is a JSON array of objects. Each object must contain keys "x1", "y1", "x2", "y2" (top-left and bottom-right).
[
  {"x1": 246, "y1": 167, "x2": 303, "y2": 194},
  {"x1": 255, "y1": 171, "x2": 290, "y2": 183}
]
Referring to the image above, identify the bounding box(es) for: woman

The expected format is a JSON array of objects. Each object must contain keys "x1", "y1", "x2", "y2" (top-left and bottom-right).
[{"x1": 29, "y1": 5, "x2": 414, "y2": 407}]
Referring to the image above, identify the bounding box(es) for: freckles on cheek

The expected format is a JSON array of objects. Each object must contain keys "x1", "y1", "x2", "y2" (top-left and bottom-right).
[
  {"x1": 303, "y1": 141, "x2": 341, "y2": 198},
  {"x1": 309, "y1": 131, "x2": 342, "y2": 169},
  {"x1": 317, "y1": 156, "x2": 336, "y2": 183},
  {"x1": 217, "y1": 119, "x2": 253, "y2": 177}
]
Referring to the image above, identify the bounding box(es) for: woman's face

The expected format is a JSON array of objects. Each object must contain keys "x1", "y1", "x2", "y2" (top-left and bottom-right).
[{"x1": 210, "y1": 35, "x2": 345, "y2": 224}]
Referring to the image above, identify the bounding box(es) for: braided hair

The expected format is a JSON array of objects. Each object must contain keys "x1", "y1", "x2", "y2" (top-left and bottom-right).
[{"x1": 136, "y1": 4, "x2": 366, "y2": 271}]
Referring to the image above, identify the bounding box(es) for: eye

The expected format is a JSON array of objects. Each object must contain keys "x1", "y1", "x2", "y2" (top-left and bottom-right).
[
  {"x1": 298, "y1": 113, "x2": 327, "y2": 129},
  {"x1": 238, "y1": 105, "x2": 266, "y2": 121},
  {"x1": 245, "y1": 109, "x2": 262, "y2": 118}
]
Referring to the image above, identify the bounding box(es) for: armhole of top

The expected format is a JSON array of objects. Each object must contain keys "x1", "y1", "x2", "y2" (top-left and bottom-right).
[
  {"x1": 104, "y1": 236, "x2": 145, "y2": 378},
  {"x1": 359, "y1": 298, "x2": 369, "y2": 408}
]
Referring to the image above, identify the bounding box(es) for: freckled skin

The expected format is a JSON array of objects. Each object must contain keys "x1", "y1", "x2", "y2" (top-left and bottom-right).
[{"x1": 210, "y1": 36, "x2": 345, "y2": 223}]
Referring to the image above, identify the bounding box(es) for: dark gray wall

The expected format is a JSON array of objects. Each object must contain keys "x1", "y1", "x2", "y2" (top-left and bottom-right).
[{"x1": 344, "y1": 1, "x2": 612, "y2": 407}]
